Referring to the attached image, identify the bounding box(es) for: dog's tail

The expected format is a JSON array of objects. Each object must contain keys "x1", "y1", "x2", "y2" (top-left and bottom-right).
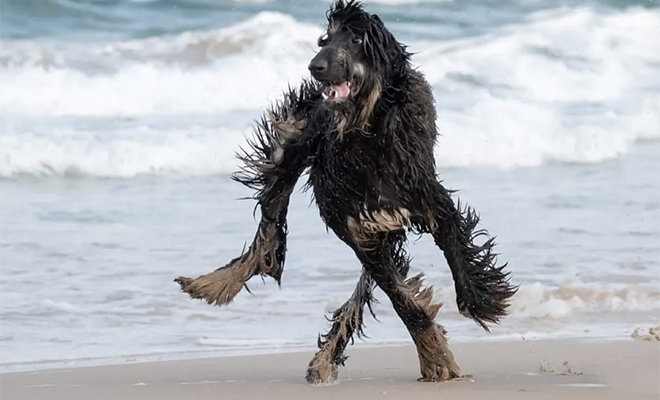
[{"x1": 428, "y1": 185, "x2": 518, "y2": 332}]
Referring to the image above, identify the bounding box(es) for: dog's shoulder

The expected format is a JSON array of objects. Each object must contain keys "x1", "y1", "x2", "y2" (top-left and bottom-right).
[
  {"x1": 405, "y1": 68, "x2": 436, "y2": 108},
  {"x1": 377, "y1": 67, "x2": 437, "y2": 141}
]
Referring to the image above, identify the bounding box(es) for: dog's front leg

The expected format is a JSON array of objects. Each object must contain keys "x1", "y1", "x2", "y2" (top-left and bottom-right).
[{"x1": 175, "y1": 81, "x2": 320, "y2": 306}]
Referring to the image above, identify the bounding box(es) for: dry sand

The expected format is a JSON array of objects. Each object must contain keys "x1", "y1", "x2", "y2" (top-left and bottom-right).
[{"x1": 2, "y1": 339, "x2": 659, "y2": 400}]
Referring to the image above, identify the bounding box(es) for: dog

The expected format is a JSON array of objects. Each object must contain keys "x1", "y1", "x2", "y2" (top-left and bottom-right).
[{"x1": 175, "y1": 0, "x2": 517, "y2": 384}]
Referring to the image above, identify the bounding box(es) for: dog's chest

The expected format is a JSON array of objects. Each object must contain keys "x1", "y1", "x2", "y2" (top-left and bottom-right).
[{"x1": 308, "y1": 133, "x2": 385, "y2": 222}]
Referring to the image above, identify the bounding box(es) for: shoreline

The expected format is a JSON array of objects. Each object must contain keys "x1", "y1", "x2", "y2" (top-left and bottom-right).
[
  {"x1": 0, "y1": 332, "x2": 641, "y2": 375},
  {"x1": 2, "y1": 338, "x2": 658, "y2": 400}
]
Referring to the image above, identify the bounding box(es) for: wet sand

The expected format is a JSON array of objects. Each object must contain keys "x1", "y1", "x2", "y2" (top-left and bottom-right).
[{"x1": 2, "y1": 339, "x2": 659, "y2": 400}]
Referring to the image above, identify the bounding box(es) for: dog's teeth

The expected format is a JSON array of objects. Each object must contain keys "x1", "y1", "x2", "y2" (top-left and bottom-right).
[{"x1": 322, "y1": 92, "x2": 328, "y2": 100}]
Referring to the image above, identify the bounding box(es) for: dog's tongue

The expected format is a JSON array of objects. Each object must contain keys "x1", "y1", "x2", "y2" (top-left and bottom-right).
[{"x1": 331, "y1": 83, "x2": 350, "y2": 99}]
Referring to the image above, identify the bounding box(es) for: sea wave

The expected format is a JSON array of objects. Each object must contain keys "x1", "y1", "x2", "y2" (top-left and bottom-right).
[
  {"x1": 3, "y1": 109, "x2": 656, "y2": 178},
  {"x1": 416, "y1": 6, "x2": 660, "y2": 168},
  {"x1": 508, "y1": 282, "x2": 660, "y2": 319},
  {"x1": 0, "y1": 12, "x2": 321, "y2": 117},
  {"x1": 0, "y1": 125, "x2": 250, "y2": 178},
  {"x1": 1, "y1": 7, "x2": 658, "y2": 175}
]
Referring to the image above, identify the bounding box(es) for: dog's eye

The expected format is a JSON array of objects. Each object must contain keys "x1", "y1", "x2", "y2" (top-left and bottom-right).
[
  {"x1": 318, "y1": 33, "x2": 329, "y2": 47},
  {"x1": 352, "y1": 37, "x2": 363, "y2": 45}
]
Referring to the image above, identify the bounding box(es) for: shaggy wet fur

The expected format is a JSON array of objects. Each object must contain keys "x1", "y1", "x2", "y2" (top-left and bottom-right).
[{"x1": 175, "y1": 0, "x2": 518, "y2": 384}]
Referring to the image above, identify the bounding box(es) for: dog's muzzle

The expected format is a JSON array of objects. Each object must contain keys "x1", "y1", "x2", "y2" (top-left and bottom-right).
[{"x1": 308, "y1": 54, "x2": 351, "y2": 102}]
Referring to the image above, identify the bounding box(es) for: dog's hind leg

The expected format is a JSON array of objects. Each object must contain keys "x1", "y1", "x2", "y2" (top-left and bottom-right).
[
  {"x1": 175, "y1": 81, "x2": 321, "y2": 306},
  {"x1": 305, "y1": 271, "x2": 374, "y2": 384},
  {"x1": 348, "y1": 230, "x2": 463, "y2": 382},
  {"x1": 305, "y1": 251, "x2": 411, "y2": 384}
]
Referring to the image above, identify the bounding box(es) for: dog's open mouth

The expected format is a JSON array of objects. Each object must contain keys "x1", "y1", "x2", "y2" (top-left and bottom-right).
[{"x1": 322, "y1": 82, "x2": 351, "y2": 102}]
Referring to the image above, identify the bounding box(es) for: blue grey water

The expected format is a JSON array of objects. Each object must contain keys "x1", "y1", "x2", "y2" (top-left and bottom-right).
[{"x1": 0, "y1": 0, "x2": 659, "y2": 372}]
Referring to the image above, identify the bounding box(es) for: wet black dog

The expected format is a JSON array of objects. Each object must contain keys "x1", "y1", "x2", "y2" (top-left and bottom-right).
[{"x1": 175, "y1": 0, "x2": 517, "y2": 384}]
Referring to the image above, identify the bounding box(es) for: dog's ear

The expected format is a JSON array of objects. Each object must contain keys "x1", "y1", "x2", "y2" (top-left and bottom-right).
[
  {"x1": 364, "y1": 14, "x2": 408, "y2": 78},
  {"x1": 368, "y1": 14, "x2": 389, "y2": 37}
]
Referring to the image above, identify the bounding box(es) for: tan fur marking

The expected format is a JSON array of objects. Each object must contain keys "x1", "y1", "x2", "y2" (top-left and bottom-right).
[
  {"x1": 335, "y1": 300, "x2": 362, "y2": 339},
  {"x1": 306, "y1": 279, "x2": 368, "y2": 383},
  {"x1": 357, "y1": 80, "x2": 382, "y2": 129},
  {"x1": 333, "y1": 76, "x2": 381, "y2": 140},
  {"x1": 306, "y1": 329, "x2": 340, "y2": 384},
  {"x1": 348, "y1": 207, "x2": 412, "y2": 244},
  {"x1": 176, "y1": 196, "x2": 291, "y2": 305},
  {"x1": 413, "y1": 324, "x2": 462, "y2": 382},
  {"x1": 267, "y1": 108, "x2": 306, "y2": 143},
  {"x1": 362, "y1": 207, "x2": 412, "y2": 232},
  {"x1": 306, "y1": 346, "x2": 339, "y2": 384},
  {"x1": 176, "y1": 79, "x2": 305, "y2": 310},
  {"x1": 175, "y1": 252, "x2": 257, "y2": 307},
  {"x1": 426, "y1": 211, "x2": 438, "y2": 233},
  {"x1": 335, "y1": 114, "x2": 349, "y2": 140},
  {"x1": 398, "y1": 273, "x2": 463, "y2": 382}
]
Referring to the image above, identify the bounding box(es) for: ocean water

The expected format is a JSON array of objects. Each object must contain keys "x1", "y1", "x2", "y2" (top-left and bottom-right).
[{"x1": 1, "y1": 0, "x2": 659, "y2": 372}]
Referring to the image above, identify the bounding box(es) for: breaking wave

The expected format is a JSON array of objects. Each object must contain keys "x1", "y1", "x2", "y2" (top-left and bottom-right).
[{"x1": 1, "y1": 7, "x2": 658, "y2": 177}]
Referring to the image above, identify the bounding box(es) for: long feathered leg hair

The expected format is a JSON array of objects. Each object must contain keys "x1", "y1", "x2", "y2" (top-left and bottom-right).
[{"x1": 174, "y1": 80, "x2": 322, "y2": 305}]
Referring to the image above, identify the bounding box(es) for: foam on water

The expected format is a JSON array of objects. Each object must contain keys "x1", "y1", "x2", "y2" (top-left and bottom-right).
[
  {"x1": 0, "y1": 125, "x2": 249, "y2": 178},
  {"x1": 2, "y1": 277, "x2": 656, "y2": 368},
  {"x1": 0, "y1": 12, "x2": 320, "y2": 116},
  {"x1": 1, "y1": 8, "x2": 658, "y2": 177},
  {"x1": 509, "y1": 282, "x2": 660, "y2": 319},
  {"x1": 415, "y1": 7, "x2": 660, "y2": 168}
]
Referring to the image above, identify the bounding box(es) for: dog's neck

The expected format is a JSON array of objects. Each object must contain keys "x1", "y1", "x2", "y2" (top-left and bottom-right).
[
  {"x1": 355, "y1": 79, "x2": 382, "y2": 131},
  {"x1": 330, "y1": 68, "x2": 410, "y2": 140},
  {"x1": 330, "y1": 97, "x2": 378, "y2": 140}
]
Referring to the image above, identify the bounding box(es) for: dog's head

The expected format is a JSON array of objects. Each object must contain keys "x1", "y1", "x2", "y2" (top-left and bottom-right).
[{"x1": 308, "y1": 0, "x2": 410, "y2": 106}]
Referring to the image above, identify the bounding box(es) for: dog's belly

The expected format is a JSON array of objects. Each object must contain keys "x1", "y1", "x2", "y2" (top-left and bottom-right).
[{"x1": 307, "y1": 135, "x2": 410, "y2": 238}]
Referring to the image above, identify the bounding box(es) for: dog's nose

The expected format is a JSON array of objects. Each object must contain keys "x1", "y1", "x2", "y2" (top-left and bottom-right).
[{"x1": 308, "y1": 58, "x2": 328, "y2": 74}]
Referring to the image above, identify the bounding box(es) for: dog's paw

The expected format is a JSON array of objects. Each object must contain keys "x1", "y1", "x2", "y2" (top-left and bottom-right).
[
  {"x1": 413, "y1": 323, "x2": 464, "y2": 383},
  {"x1": 417, "y1": 368, "x2": 468, "y2": 382},
  {"x1": 174, "y1": 263, "x2": 250, "y2": 306},
  {"x1": 305, "y1": 357, "x2": 339, "y2": 385}
]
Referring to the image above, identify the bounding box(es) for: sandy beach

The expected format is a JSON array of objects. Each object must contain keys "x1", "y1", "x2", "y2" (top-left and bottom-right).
[{"x1": 2, "y1": 339, "x2": 658, "y2": 400}]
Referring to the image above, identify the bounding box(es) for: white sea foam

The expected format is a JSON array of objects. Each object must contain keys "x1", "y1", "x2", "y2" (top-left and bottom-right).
[
  {"x1": 196, "y1": 337, "x2": 308, "y2": 349},
  {"x1": 1, "y1": 8, "x2": 658, "y2": 177},
  {"x1": 0, "y1": 125, "x2": 249, "y2": 178},
  {"x1": 412, "y1": 6, "x2": 660, "y2": 168},
  {"x1": 0, "y1": 12, "x2": 320, "y2": 117},
  {"x1": 508, "y1": 282, "x2": 660, "y2": 319},
  {"x1": 424, "y1": 279, "x2": 660, "y2": 321}
]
